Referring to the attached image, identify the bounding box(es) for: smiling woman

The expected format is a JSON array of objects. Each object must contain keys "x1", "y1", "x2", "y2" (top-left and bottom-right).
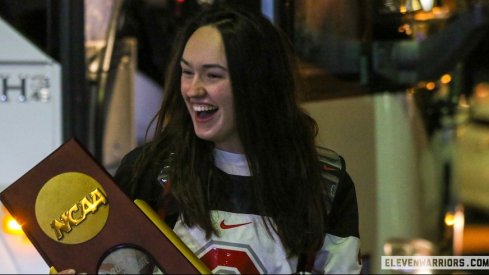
[
  {"x1": 109, "y1": 6, "x2": 362, "y2": 274},
  {"x1": 179, "y1": 25, "x2": 240, "y2": 153}
]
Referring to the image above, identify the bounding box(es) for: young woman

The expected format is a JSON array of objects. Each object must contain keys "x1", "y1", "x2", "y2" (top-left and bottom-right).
[{"x1": 114, "y1": 6, "x2": 361, "y2": 274}]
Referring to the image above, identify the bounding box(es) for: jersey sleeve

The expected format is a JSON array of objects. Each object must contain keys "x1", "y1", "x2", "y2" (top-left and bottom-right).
[{"x1": 314, "y1": 148, "x2": 362, "y2": 273}]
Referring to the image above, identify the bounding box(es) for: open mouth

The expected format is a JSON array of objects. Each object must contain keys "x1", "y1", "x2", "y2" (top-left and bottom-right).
[{"x1": 193, "y1": 104, "x2": 218, "y2": 120}]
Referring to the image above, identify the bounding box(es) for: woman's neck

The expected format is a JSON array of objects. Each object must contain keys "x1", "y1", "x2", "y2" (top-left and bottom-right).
[{"x1": 213, "y1": 148, "x2": 250, "y2": 176}]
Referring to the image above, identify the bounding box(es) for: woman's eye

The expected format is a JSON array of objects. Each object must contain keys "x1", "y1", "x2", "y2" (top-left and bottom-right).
[
  {"x1": 181, "y1": 69, "x2": 194, "y2": 77},
  {"x1": 207, "y1": 73, "x2": 222, "y2": 79}
]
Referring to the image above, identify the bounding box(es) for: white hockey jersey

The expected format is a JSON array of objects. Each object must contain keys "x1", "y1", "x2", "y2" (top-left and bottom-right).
[
  {"x1": 115, "y1": 147, "x2": 362, "y2": 274},
  {"x1": 171, "y1": 149, "x2": 362, "y2": 274}
]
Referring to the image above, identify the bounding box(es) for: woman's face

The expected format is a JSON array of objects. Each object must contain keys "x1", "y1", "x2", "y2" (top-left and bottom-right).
[{"x1": 180, "y1": 26, "x2": 243, "y2": 153}]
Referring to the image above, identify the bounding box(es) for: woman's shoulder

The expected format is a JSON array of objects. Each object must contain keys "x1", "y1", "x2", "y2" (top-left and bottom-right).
[
  {"x1": 317, "y1": 146, "x2": 347, "y2": 204},
  {"x1": 113, "y1": 145, "x2": 146, "y2": 189},
  {"x1": 317, "y1": 146, "x2": 359, "y2": 238},
  {"x1": 317, "y1": 146, "x2": 345, "y2": 177},
  {"x1": 113, "y1": 143, "x2": 163, "y2": 204},
  {"x1": 119, "y1": 144, "x2": 149, "y2": 165}
]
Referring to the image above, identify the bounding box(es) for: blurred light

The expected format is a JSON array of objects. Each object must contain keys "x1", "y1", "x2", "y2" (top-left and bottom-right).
[
  {"x1": 475, "y1": 82, "x2": 489, "y2": 99},
  {"x1": 445, "y1": 212, "x2": 455, "y2": 226},
  {"x1": 2, "y1": 209, "x2": 24, "y2": 236},
  {"x1": 426, "y1": 82, "x2": 436, "y2": 90},
  {"x1": 413, "y1": 6, "x2": 451, "y2": 21},
  {"x1": 440, "y1": 74, "x2": 452, "y2": 84},
  {"x1": 458, "y1": 93, "x2": 470, "y2": 108},
  {"x1": 197, "y1": 0, "x2": 215, "y2": 4},
  {"x1": 406, "y1": 0, "x2": 422, "y2": 12},
  {"x1": 419, "y1": 0, "x2": 434, "y2": 11},
  {"x1": 398, "y1": 24, "x2": 413, "y2": 36},
  {"x1": 453, "y1": 204, "x2": 465, "y2": 256},
  {"x1": 401, "y1": 0, "x2": 422, "y2": 13}
]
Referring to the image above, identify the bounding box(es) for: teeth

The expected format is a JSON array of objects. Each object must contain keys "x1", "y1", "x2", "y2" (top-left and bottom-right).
[{"x1": 193, "y1": 105, "x2": 218, "y2": 112}]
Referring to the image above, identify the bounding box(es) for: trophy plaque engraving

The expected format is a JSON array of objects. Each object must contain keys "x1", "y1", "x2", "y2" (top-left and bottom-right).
[{"x1": 0, "y1": 139, "x2": 209, "y2": 274}]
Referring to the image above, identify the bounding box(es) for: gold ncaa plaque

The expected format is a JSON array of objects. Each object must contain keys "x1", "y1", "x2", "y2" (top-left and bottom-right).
[
  {"x1": 0, "y1": 139, "x2": 209, "y2": 274},
  {"x1": 35, "y1": 172, "x2": 109, "y2": 244}
]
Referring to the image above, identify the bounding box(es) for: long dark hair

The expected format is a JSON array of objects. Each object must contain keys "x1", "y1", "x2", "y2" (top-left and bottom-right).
[{"x1": 135, "y1": 7, "x2": 327, "y2": 256}]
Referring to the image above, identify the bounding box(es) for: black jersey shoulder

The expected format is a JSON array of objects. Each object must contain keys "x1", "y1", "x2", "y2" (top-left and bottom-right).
[
  {"x1": 113, "y1": 144, "x2": 163, "y2": 208},
  {"x1": 317, "y1": 146, "x2": 345, "y2": 214},
  {"x1": 317, "y1": 147, "x2": 360, "y2": 238}
]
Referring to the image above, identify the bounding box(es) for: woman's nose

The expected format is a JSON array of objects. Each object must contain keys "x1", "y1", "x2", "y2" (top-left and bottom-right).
[{"x1": 187, "y1": 76, "x2": 206, "y2": 97}]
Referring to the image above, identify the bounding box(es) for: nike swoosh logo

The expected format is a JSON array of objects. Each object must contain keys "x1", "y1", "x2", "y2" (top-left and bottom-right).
[{"x1": 219, "y1": 220, "x2": 252, "y2": 230}]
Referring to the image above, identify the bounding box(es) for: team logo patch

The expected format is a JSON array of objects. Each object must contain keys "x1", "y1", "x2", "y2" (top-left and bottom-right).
[{"x1": 196, "y1": 240, "x2": 267, "y2": 274}]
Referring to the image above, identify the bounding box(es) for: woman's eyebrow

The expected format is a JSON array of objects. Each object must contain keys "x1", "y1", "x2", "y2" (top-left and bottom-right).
[
  {"x1": 180, "y1": 58, "x2": 227, "y2": 71},
  {"x1": 180, "y1": 58, "x2": 190, "y2": 66},
  {"x1": 203, "y1": 64, "x2": 228, "y2": 71}
]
